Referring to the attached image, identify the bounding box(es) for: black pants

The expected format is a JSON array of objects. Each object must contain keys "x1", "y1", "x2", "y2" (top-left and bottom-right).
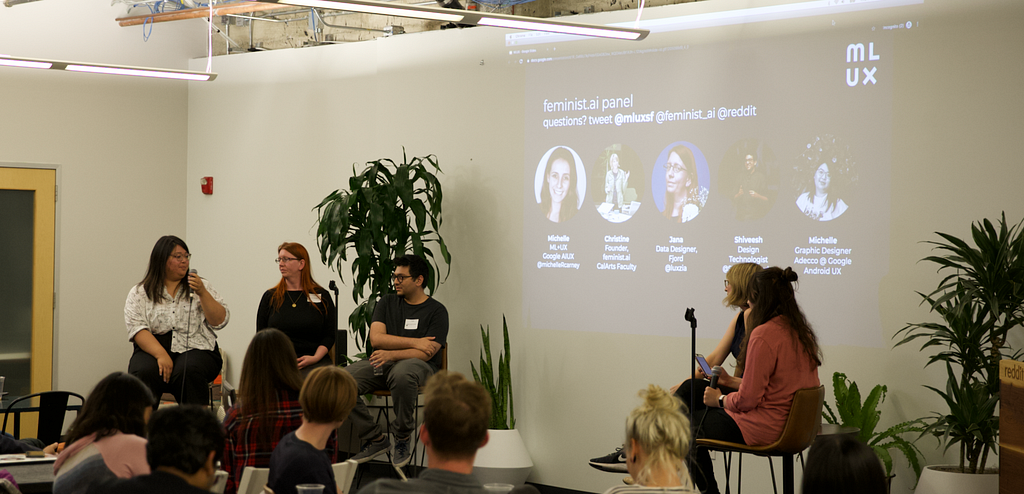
[
  {"x1": 127, "y1": 332, "x2": 222, "y2": 408},
  {"x1": 674, "y1": 378, "x2": 738, "y2": 414},
  {"x1": 690, "y1": 407, "x2": 746, "y2": 494}
]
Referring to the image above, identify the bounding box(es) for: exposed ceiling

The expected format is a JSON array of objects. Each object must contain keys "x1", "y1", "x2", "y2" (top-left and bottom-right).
[{"x1": 107, "y1": 0, "x2": 695, "y2": 55}]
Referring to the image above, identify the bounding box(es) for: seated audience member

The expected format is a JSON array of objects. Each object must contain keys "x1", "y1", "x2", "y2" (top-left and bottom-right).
[
  {"x1": 52, "y1": 372, "x2": 155, "y2": 494},
  {"x1": 801, "y1": 434, "x2": 886, "y2": 494},
  {"x1": 604, "y1": 385, "x2": 699, "y2": 494},
  {"x1": 223, "y1": 328, "x2": 334, "y2": 494},
  {"x1": 267, "y1": 366, "x2": 357, "y2": 494},
  {"x1": 88, "y1": 405, "x2": 225, "y2": 494},
  {"x1": 359, "y1": 371, "x2": 496, "y2": 494}
]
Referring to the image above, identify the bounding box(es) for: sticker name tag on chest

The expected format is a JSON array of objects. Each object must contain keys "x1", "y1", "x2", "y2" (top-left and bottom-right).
[
  {"x1": 404, "y1": 319, "x2": 419, "y2": 330},
  {"x1": 308, "y1": 294, "x2": 322, "y2": 303}
]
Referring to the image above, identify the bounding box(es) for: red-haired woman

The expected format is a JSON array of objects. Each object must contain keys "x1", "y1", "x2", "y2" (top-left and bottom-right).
[{"x1": 256, "y1": 242, "x2": 337, "y2": 374}]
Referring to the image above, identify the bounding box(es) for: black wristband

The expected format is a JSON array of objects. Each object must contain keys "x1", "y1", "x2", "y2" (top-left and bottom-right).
[{"x1": 718, "y1": 394, "x2": 725, "y2": 408}]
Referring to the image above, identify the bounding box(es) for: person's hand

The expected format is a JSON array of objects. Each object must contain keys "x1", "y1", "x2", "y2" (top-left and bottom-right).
[
  {"x1": 369, "y1": 350, "x2": 394, "y2": 368},
  {"x1": 695, "y1": 366, "x2": 708, "y2": 380},
  {"x1": 703, "y1": 386, "x2": 723, "y2": 408},
  {"x1": 297, "y1": 354, "x2": 322, "y2": 369},
  {"x1": 624, "y1": 170, "x2": 631, "y2": 182},
  {"x1": 157, "y1": 354, "x2": 173, "y2": 383},
  {"x1": 748, "y1": 189, "x2": 757, "y2": 196},
  {"x1": 411, "y1": 337, "x2": 441, "y2": 358},
  {"x1": 188, "y1": 272, "x2": 208, "y2": 298},
  {"x1": 43, "y1": 443, "x2": 59, "y2": 455},
  {"x1": 717, "y1": 367, "x2": 738, "y2": 389},
  {"x1": 669, "y1": 381, "x2": 683, "y2": 394}
]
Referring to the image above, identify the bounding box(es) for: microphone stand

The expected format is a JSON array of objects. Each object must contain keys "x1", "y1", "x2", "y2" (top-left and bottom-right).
[{"x1": 684, "y1": 308, "x2": 697, "y2": 473}]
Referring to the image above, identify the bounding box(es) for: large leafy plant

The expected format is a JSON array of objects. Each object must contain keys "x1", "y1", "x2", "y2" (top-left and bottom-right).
[
  {"x1": 822, "y1": 372, "x2": 924, "y2": 479},
  {"x1": 314, "y1": 150, "x2": 451, "y2": 351},
  {"x1": 895, "y1": 212, "x2": 1024, "y2": 474},
  {"x1": 471, "y1": 316, "x2": 515, "y2": 430}
]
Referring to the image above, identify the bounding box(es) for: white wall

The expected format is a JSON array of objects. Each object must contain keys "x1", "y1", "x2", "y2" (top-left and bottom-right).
[
  {"x1": 185, "y1": 2, "x2": 1024, "y2": 493},
  {"x1": 0, "y1": 0, "x2": 207, "y2": 395}
]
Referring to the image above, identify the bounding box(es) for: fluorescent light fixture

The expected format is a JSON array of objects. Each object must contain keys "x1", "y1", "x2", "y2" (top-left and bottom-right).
[
  {"x1": 285, "y1": 0, "x2": 464, "y2": 22},
  {"x1": 477, "y1": 16, "x2": 644, "y2": 40},
  {"x1": 260, "y1": 0, "x2": 649, "y2": 40},
  {"x1": 0, "y1": 55, "x2": 217, "y2": 81}
]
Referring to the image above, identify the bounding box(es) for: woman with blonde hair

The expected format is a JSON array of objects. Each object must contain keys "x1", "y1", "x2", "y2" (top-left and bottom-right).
[{"x1": 603, "y1": 385, "x2": 699, "y2": 494}]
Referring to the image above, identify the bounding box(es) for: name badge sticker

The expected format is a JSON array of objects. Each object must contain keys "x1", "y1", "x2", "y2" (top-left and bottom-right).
[
  {"x1": 405, "y1": 319, "x2": 419, "y2": 330},
  {"x1": 308, "y1": 294, "x2": 322, "y2": 303}
]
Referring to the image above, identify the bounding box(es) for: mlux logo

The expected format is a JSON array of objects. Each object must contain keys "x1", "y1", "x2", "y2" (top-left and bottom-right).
[{"x1": 846, "y1": 42, "x2": 879, "y2": 87}]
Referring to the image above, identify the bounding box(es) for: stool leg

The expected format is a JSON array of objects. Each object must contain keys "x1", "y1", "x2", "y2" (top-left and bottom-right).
[
  {"x1": 767, "y1": 457, "x2": 778, "y2": 494},
  {"x1": 737, "y1": 453, "x2": 742, "y2": 494},
  {"x1": 782, "y1": 454, "x2": 794, "y2": 494},
  {"x1": 723, "y1": 452, "x2": 732, "y2": 494}
]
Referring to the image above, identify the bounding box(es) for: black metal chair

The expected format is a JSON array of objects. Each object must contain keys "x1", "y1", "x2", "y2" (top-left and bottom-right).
[{"x1": 2, "y1": 391, "x2": 85, "y2": 444}]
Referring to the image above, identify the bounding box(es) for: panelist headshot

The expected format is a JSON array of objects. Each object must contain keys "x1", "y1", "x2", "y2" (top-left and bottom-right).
[
  {"x1": 717, "y1": 139, "x2": 778, "y2": 221},
  {"x1": 125, "y1": 235, "x2": 228, "y2": 407},
  {"x1": 591, "y1": 144, "x2": 645, "y2": 223},
  {"x1": 535, "y1": 146, "x2": 586, "y2": 223},
  {"x1": 652, "y1": 142, "x2": 709, "y2": 223},
  {"x1": 794, "y1": 134, "x2": 856, "y2": 221}
]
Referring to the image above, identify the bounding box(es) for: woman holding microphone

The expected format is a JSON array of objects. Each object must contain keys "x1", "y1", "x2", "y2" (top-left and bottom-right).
[{"x1": 125, "y1": 235, "x2": 228, "y2": 406}]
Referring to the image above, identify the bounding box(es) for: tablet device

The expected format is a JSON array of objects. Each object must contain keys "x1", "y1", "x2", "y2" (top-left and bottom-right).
[{"x1": 694, "y1": 354, "x2": 713, "y2": 377}]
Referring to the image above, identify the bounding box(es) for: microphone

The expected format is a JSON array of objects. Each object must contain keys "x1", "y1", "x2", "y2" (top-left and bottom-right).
[
  {"x1": 709, "y1": 366, "x2": 722, "y2": 389},
  {"x1": 188, "y1": 268, "x2": 198, "y2": 298}
]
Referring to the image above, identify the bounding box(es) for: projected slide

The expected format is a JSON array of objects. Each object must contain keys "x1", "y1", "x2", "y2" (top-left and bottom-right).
[{"x1": 521, "y1": 4, "x2": 903, "y2": 347}]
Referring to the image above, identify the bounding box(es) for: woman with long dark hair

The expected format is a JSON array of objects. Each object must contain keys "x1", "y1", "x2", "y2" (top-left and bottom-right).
[
  {"x1": 125, "y1": 235, "x2": 228, "y2": 406},
  {"x1": 256, "y1": 242, "x2": 337, "y2": 374},
  {"x1": 52, "y1": 372, "x2": 155, "y2": 494},
  {"x1": 540, "y1": 147, "x2": 580, "y2": 223},
  {"x1": 691, "y1": 267, "x2": 822, "y2": 494},
  {"x1": 222, "y1": 328, "x2": 336, "y2": 494}
]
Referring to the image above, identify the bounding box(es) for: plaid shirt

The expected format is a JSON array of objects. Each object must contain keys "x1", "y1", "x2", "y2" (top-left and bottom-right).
[{"x1": 222, "y1": 388, "x2": 337, "y2": 494}]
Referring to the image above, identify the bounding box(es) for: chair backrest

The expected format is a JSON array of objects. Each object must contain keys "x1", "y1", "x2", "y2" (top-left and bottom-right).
[
  {"x1": 237, "y1": 466, "x2": 271, "y2": 494},
  {"x1": 2, "y1": 391, "x2": 85, "y2": 443},
  {"x1": 772, "y1": 385, "x2": 825, "y2": 454},
  {"x1": 332, "y1": 459, "x2": 358, "y2": 494},
  {"x1": 209, "y1": 470, "x2": 230, "y2": 493}
]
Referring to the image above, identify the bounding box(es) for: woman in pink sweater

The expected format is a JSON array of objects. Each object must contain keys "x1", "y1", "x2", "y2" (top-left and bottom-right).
[
  {"x1": 689, "y1": 267, "x2": 822, "y2": 494},
  {"x1": 53, "y1": 372, "x2": 154, "y2": 494}
]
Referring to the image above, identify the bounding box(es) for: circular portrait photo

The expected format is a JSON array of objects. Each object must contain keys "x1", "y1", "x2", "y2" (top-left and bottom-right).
[
  {"x1": 535, "y1": 146, "x2": 587, "y2": 223},
  {"x1": 589, "y1": 144, "x2": 645, "y2": 224},
  {"x1": 793, "y1": 134, "x2": 857, "y2": 222},
  {"x1": 652, "y1": 142, "x2": 710, "y2": 224},
  {"x1": 717, "y1": 139, "x2": 779, "y2": 221}
]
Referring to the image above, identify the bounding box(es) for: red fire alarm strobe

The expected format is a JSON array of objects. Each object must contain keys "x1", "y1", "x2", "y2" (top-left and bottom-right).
[{"x1": 201, "y1": 177, "x2": 214, "y2": 195}]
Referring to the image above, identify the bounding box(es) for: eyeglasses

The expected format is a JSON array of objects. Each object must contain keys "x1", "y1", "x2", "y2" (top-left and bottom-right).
[
  {"x1": 815, "y1": 168, "x2": 832, "y2": 179},
  {"x1": 724, "y1": 279, "x2": 730, "y2": 289},
  {"x1": 392, "y1": 274, "x2": 411, "y2": 284},
  {"x1": 663, "y1": 163, "x2": 686, "y2": 174},
  {"x1": 276, "y1": 257, "x2": 300, "y2": 264},
  {"x1": 171, "y1": 253, "x2": 191, "y2": 261}
]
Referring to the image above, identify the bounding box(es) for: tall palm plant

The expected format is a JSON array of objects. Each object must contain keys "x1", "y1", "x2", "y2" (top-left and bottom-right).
[{"x1": 895, "y1": 212, "x2": 1024, "y2": 473}]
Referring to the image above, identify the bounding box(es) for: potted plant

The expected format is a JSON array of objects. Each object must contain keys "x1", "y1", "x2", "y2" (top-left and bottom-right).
[
  {"x1": 822, "y1": 372, "x2": 925, "y2": 492},
  {"x1": 894, "y1": 213, "x2": 1024, "y2": 493},
  {"x1": 314, "y1": 150, "x2": 451, "y2": 352},
  {"x1": 470, "y1": 316, "x2": 532, "y2": 485}
]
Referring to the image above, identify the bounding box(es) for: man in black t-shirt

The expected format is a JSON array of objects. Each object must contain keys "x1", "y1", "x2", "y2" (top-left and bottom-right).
[{"x1": 346, "y1": 254, "x2": 449, "y2": 469}]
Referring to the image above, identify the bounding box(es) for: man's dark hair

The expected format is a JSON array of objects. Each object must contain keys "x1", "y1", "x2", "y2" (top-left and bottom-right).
[
  {"x1": 146, "y1": 405, "x2": 225, "y2": 474},
  {"x1": 393, "y1": 254, "x2": 430, "y2": 289}
]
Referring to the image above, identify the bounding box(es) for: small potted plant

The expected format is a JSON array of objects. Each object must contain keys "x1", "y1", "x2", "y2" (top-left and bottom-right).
[{"x1": 470, "y1": 316, "x2": 532, "y2": 485}]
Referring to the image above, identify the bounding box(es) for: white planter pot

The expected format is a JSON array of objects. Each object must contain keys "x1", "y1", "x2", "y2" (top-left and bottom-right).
[
  {"x1": 914, "y1": 465, "x2": 998, "y2": 494},
  {"x1": 470, "y1": 429, "x2": 533, "y2": 485}
]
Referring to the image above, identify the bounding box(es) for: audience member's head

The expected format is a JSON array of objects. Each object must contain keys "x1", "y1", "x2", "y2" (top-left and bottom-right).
[
  {"x1": 240, "y1": 328, "x2": 304, "y2": 444},
  {"x1": 801, "y1": 434, "x2": 886, "y2": 494},
  {"x1": 65, "y1": 372, "x2": 155, "y2": 445},
  {"x1": 299, "y1": 365, "x2": 357, "y2": 425},
  {"x1": 393, "y1": 254, "x2": 430, "y2": 290},
  {"x1": 146, "y1": 405, "x2": 225, "y2": 489},
  {"x1": 422, "y1": 371, "x2": 491, "y2": 461},
  {"x1": 722, "y1": 262, "x2": 763, "y2": 308},
  {"x1": 623, "y1": 385, "x2": 692, "y2": 487}
]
